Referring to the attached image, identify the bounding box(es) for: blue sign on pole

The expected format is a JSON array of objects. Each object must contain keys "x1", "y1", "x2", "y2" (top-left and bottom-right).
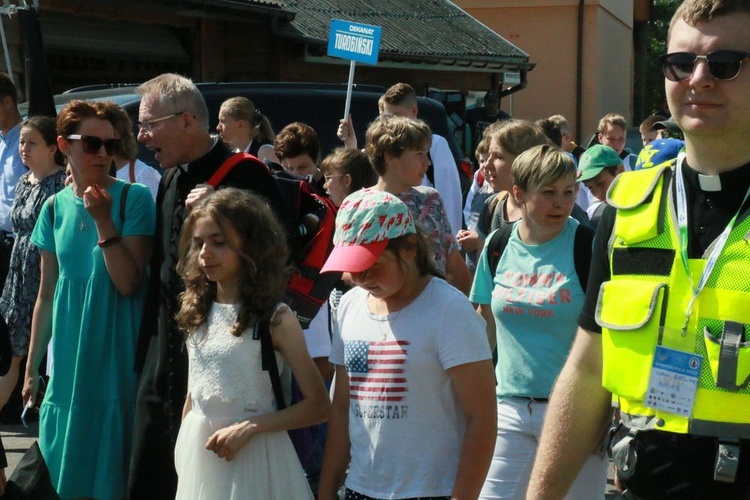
[{"x1": 327, "y1": 19, "x2": 382, "y2": 65}]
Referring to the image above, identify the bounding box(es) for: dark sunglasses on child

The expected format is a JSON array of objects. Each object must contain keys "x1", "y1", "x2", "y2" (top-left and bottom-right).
[
  {"x1": 660, "y1": 50, "x2": 750, "y2": 82},
  {"x1": 66, "y1": 134, "x2": 123, "y2": 156}
]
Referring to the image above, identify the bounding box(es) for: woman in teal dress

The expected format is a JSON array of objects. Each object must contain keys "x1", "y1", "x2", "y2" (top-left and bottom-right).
[{"x1": 22, "y1": 100, "x2": 155, "y2": 499}]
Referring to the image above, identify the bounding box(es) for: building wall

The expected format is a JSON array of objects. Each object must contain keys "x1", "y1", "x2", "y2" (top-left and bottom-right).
[
  {"x1": 455, "y1": 0, "x2": 636, "y2": 143},
  {"x1": 591, "y1": 4, "x2": 634, "y2": 130}
]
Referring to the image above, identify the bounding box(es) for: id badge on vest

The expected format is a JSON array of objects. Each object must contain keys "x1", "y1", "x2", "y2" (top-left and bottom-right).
[{"x1": 645, "y1": 344, "x2": 702, "y2": 416}]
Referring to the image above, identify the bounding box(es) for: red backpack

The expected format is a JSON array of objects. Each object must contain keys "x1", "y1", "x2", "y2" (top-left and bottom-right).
[{"x1": 208, "y1": 153, "x2": 340, "y2": 328}]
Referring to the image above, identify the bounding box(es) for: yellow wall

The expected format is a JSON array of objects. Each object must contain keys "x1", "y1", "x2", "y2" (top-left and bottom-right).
[{"x1": 456, "y1": 0, "x2": 635, "y2": 143}]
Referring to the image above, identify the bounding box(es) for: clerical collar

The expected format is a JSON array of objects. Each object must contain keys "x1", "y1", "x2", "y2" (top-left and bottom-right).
[
  {"x1": 681, "y1": 159, "x2": 750, "y2": 194},
  {"x1": 698, "y1": 174, "x2": 721, "y2": 192}
]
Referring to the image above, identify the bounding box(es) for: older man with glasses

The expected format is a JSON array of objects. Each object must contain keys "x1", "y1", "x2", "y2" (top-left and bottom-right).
[
  {"x1": 128, "y1": 73, "x2": 294, "y2": 500},
  {"x1": 527, "y1": 1, "x2": 750, "y2": 498}
]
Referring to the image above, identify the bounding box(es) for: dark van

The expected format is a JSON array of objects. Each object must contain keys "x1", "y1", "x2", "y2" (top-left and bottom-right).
[{"x1": 22, "y1": 82, "x2": 471, "y2": 182}]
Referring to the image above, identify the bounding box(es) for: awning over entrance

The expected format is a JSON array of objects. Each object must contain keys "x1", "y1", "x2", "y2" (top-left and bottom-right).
[{"x1": 40, "y1": 13, "x2": 189, "y2": 63}]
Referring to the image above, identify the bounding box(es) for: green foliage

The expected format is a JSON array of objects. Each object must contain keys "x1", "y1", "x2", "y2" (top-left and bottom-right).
[{"x1": 644, "y1": 0, "x2": 682, "y2": 116}]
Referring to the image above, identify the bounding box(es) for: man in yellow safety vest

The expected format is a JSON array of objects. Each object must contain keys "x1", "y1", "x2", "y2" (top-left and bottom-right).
[{"x1": 528, "y1": 1, "x2": 750, "y2": 498}]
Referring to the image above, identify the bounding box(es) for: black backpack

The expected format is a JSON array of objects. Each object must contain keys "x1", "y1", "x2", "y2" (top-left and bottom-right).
[
  {"x1": 487, "y1": 222, "x2": 594, "y2": 293},
  {"x1": 207, "y1": 153, "x2": 340, "y2": 329}
]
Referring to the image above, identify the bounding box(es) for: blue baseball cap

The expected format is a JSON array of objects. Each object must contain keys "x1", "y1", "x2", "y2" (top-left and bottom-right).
[{"x1": 635, "y1": 138, "x2": 685, "y2": 170}]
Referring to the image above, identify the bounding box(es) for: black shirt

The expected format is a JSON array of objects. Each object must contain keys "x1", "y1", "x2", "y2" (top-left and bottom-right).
[
  {"x1": 465, "y1": 107, "x2": 511, "y2": 154},
  {"x1": 579, "y1": 160, "x2": 750, "y2": 333}
]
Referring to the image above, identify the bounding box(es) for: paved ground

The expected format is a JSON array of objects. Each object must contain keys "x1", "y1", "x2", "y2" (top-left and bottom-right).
[
  {"x1": 1, "y1": 420, "x2": 38, "y2": 478},
  {"x1": 0, "y1": 421, "x2": 620, "y2": 497}
]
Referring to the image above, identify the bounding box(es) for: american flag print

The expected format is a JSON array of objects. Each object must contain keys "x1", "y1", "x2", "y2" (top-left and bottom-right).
[{"x1": 345, "y1": 340, "x2": 410, "y2": 402}]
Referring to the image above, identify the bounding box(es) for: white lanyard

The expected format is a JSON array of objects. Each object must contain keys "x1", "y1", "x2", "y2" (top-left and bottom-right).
[{"x1": 674, "y1": 153, "x2": 750, "y2": 335}]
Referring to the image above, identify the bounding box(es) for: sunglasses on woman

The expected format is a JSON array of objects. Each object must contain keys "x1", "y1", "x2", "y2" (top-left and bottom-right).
[
  {"x1": 660, "y1": 50, "x2": 750, "y2": 82},
  {"x1": 66, "y1": 135, "x2": 122, "y2": 155}
]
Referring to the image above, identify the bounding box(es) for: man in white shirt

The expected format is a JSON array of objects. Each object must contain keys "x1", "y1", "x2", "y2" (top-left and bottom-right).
[{"x1": 0, "y1": 74, "x2": 25, "y2": 287}]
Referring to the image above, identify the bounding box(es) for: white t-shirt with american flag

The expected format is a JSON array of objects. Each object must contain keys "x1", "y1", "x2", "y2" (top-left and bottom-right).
[{"x1": 330, "y1": 277, "x2": 491, "y2": 499}]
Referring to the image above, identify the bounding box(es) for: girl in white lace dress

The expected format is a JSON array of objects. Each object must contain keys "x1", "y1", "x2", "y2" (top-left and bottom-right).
[{"x1": 173, "y1": 188, "x2": 330, "y2": 499}]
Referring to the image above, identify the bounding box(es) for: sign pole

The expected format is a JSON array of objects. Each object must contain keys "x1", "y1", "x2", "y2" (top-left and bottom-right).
[{"x1": 343, "y1": 59, "x2": 356, "y2": 121}]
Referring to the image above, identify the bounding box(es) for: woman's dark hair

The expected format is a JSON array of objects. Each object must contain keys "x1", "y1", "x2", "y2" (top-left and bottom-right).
[
  {"x1": 99, "y1": 101, "x2": 138, "y2": 159},
  {"x1": 175, "y1": 188, "x2": 292, "y2": 337},
  {"x1": 274, "y1": 122, "x2": 320, "y2": 163},
  {"x1": 22, "y1": 115, "x2": 65, "y2": 166},
  {"x1": 386, "y1": 228, "x2": 445, "y2": 280}
]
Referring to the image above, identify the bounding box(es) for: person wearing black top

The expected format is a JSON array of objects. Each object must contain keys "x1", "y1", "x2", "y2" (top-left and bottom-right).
[
  {"x1": 128, "y1": 74, "x2": 295, "y2": 500},
  {"x1": 465, "y1": 91, "x2": 510, "y2": 163},
  {"x1": 274, "y1": 122, "x2": 326, "y2": 196},
  {"x1": 529, "y1": 2, "x2": 750, "y2": 498}
]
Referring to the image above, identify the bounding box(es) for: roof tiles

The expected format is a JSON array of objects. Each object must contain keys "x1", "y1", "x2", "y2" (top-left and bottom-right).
[{"x1": 280, "y1": 0, "x2": 529, "y2": 64}]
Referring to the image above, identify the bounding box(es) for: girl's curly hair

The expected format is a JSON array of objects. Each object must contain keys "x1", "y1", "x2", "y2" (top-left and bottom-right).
[{"x1": 175, "y1": 188, "x2": 292, "y2": 337}]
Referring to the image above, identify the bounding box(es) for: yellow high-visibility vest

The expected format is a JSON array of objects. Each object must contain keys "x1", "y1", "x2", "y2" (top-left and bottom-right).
[{"x1": 598, "y1": 164, "x2": 750, "y2": 436}]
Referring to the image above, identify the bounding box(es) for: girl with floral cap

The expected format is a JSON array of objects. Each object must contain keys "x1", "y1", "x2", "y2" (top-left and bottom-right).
[{"x1": 318, "y1": 188, "x2": 496, "y2": 500}]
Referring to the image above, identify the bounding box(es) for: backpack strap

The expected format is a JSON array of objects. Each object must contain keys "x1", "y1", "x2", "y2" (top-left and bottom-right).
[
  {"x1": 119, "y1": 182, "x2": 131, "y2": 224},
  {"x1": 259, "y1": 314, "x2": 287, "y2": 411},
  {"x1": 573, "y1": 223, "x2": 595, "y2": 293},
  {"x1": 487, "y1": 224, "x2": 514, "y2": 278},
  {"x1": 48, "y1": 193, "x2": 56, "y2": 225},
  {"x1": 426, "y1": 150, "x2": 434, "y2": 186},
  {"x1": 487, "y1": 191, "x2": 507, "y2": 221},
  {"x1": 479, "y1": 191, "x2": 508, "y2": 235},
  {"x1": 488, "y1": 221, "x2": 595, "y2": 293},
  {"x1": 589, "y1": 202, "x2": 607, "y2": 231},
  {"x1": 208, "y1": 153, "x2": 258, "y2": 188},
  {"x1": 476, "y1": 192, "x2": 499, "y2": 237}
]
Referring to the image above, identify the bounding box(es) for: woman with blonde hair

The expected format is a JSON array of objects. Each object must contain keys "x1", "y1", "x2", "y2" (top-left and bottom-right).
[
  {"x1": 471, "y1": 145, "x2": 606, "y2": 499},
  {"x1": 217, "y1": 96, "x2": 279, "y2": 164}
]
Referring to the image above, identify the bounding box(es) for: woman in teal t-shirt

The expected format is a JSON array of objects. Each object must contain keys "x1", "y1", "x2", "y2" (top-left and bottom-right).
[
  {"x1": 470, "y1": 145, "x2": 607, "y2": 499},
  {"x1": 22, "y1": 100, "x2": 155, "y2": 499}
]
